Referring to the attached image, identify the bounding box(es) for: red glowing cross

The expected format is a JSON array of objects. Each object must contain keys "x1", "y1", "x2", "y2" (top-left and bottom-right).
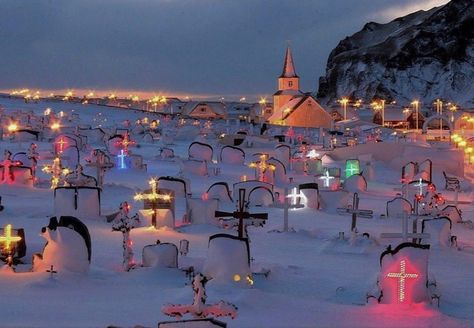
[
  {"x1": 386, "y1": 259, "x2": 418, "y2": 303},
  {"x1": 118, "y1": 132, "x2": 135, "y2": 154},
  {"x1": 56, "y1": 137, "x2": 67, "y2": 154}
]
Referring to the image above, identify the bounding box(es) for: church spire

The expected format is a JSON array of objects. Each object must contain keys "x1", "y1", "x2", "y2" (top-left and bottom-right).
[{"x1": 280, "y1": 46, "x2": 298, "y2": 78}]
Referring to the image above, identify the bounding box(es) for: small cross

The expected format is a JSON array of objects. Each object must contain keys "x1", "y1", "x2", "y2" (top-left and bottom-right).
[
  {"x1": 386, "y1": 259, "x2": 418, "y2": 303},
  {"x1": 380, "y1": 215, "x2": 430, "y2": 242},
  {"x1": 0, "y1": 224, "x2": 22, "y2": 254},
  {"x1": 134, "y1": 178, "x2": 172, "y2": 227},
  {"x1": 345, "y1": 162, "x2": 359, "y2": 178},
  {"x1": 337, "y1": 193, "x2": 373, "y2": 232},
  {"x1": 286, "y1": 187, "x2": 301, "y2": 206},
  {"x1": 117, "y1": 149, "x2": 127, "y2": 169},
  {"x1": 0, "y1": 224, "x2": 22, "y2": 267},
  {"x1": 248, "y1": 154, "x2": 275, "y2": 182},
  {"x1": 413, "y1": 178, "x2": 427, "y2": 196},
  {"x1": 215, "y1": 188, "x2": 268, "y2": 238},
  {"x1": 319, "y1": 170, "x2": 334, "y2": 188},
  {"x1": 46, "y1": 265, "x2": 58, "y2": 279},
  {"x1": 55, "y1": 137, "x2": 67, "y2": 154}
]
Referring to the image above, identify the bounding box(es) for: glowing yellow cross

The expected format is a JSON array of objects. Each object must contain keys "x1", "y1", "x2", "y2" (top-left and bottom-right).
[
  {"x1": 0, "y1": 224, "x2": 22, "y2": 252},
  {"x1": 249, "y1": 154, "x2": 275, "y2": 182},
  {"x1": 133, "y1": 178, "x2": 171, "y2": 202},
  {"x1": 133, "y1": 178, "x2": 172, "y2": 227},
  {"x1": 386, "y1": 259, "x2": 418, "y2": 303}
]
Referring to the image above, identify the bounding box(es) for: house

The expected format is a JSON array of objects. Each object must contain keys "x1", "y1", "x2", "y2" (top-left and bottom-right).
[
  {"x1": 182, "y1": 101, "x2": 226, "y2": 119},
  {"x1": 373, "y1": 106, "x2": 425, "y2": 129},
  {"x1": 226, "y1": 102, "x2": 252, "y2": 121},
  {"x1": 267, "y1": 47, "x2": 332, "y2": 128}
]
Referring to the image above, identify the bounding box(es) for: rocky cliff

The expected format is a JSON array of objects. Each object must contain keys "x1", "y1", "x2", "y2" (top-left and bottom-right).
[{"x1": 317, "y1": 0, "x2": 474, "y2": 107}]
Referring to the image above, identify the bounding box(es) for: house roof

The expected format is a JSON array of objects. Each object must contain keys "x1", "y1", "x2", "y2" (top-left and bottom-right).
[{"x1": 184, "y1": 101, "x2": 226, "y2": 116}]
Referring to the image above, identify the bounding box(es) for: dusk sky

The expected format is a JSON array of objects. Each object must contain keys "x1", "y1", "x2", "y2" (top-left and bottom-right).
[{"x1": 0, "y1": 0, "x2": 449, "y2": 100}]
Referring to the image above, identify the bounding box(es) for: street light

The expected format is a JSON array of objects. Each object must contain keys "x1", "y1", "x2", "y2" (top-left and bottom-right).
[
  {"x1": 339, "y1": 98, "x2": 349, "y2": 120},
  {"x1": 381, "y1": 99, "x2": 385, "y2": 127},
  {"x1": 435, "y1": 99, "x2": 443, "y2": 138},
  {"x1": 403, "y1": 108, "x2": 411, "y2": 130},
  {"x1": 411, "y1": 100, "x2": 420, "y2": 131}
]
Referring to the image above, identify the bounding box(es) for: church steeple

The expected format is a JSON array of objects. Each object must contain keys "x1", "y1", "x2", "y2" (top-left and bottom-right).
[
  {"x1": 273, "y1": 46, "x2": 301, "y2": 115},
  {"x1": 280, "y1": 46, "x2": 298, "y2": 78}
]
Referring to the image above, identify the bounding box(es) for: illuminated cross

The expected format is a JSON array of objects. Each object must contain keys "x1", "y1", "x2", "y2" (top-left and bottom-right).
[
  {"x1": 116, "y1": 132, "x2": 136, "y2": 155},
  {"x1": 55, "y1": 137, "x2": 67, "y2": 154},
  {"x1": 134, "y1": 178, "x2": 172, "y2": 227},
  {"x1": 0, "y1": 224, "x2": 22, "y2": 267},
  {"x1": 345, "y1": 160, "x2": 360, "y2": 178},
  {"x1": 286, "y1": 187, "x2": 302, "y2": 206},
  {"x1": 306, "y1": 149, "x2": 320, "y2": 159},
  {"x1": 249, "y1": 154, "x2": 275, "y2": 182},
  {"x1": 117, "y1": 149, "x2": 127, "y2": 169},
  {"x1": 0, "y1": 151, "x2": 21, "y2": 184},
  {"x1": 42, "y1": 156, "x2": 69, "y2": 189},
  {"x1": 413, "y1": 178, "x2": 427, "y2": 196},
  {"x1": 319, "y1": 170, "x2": 334, "y2": 188},
  {"x1": 386, "y1": 259, "x2": 418, "y2": 303}
]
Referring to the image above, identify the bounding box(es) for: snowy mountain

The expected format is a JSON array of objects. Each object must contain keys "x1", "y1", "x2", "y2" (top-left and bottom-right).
[{"x1": 317, "y1": 0, "x2": 474, "y2": 107}]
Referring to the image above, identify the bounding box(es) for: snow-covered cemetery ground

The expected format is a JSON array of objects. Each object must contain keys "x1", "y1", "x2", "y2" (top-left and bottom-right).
[{"x1": 0, "y1": 97, "x2": 474, "y2": 328}]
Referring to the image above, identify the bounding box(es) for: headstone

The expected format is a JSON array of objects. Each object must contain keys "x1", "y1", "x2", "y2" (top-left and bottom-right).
[
  {"x1": 421, "y1": 217, "x2": 452, "y2": 248},
  {"x1": 54, "y1": 186, "x2": 101, "y2": 219},
  {"x1": 142, "y1": 242, "x2": 178, "y2": 268},
  {"x1": 378, "y1": 243, "x2": 432, "y2": 304},
  {"x1": 203, "y1": 234, "x2": 252, "y2": 284},
  {"x1": 33, "y1": 216, "x2": 91, "y2": 273}
]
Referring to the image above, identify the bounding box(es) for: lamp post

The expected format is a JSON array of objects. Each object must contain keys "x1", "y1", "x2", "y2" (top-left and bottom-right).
[
  {"x1": 259, "y1": 97, "x2": 267, "y2": 121},
  {"x1": 381, "y1": 99, "x2": 385, "y2": 127},
  {"x1": 340, "y1": 98, "x2": 349, "y2": 121},
  {"x1": 403, "y1": 108, "x2": 411, "y2": 130},
  {"x1": 411, "y1": 100, "x2": 420, "y2": 131},
  {"x1": 435, "y1": 99, "x2": 443, "y2": 139}
]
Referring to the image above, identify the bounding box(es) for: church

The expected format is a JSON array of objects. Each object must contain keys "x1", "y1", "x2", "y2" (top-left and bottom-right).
[{"x1": 267, "y1": 47, "x2": 333, "y2": 128}]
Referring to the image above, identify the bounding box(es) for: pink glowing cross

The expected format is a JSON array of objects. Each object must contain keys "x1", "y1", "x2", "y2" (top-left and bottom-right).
[{"x1": 386, "y1": 259, "x2": 418, "y2": 303}]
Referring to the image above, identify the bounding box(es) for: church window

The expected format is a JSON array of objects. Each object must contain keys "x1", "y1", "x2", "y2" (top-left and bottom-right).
[{"x1": 288, "y1": 81, "x2": 293, "y2": 87}]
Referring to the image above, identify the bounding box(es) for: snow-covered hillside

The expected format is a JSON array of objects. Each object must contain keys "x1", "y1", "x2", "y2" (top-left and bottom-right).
[{"x1": 317, "y1": 0, "x2": 474, "y2": 107}]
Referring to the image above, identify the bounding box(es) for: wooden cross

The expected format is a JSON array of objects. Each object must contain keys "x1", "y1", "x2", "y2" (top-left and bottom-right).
[
  {"x1": 380, "y1": 214, "x2": 430, "y2": 243},
  {"x1": 337, "y1": 193, "x2": 373, "y2": 232},
  {"x1": 215, "y1": 188, "x2": 268, "y2": 238},
  {"x1": 86, "y1": 150, "x2": 114, "y2": 187},
  {"x1": 0, "y1": 224, "x2": 22, "y2": 266},
  {"x1": 46, "y1": 265, "x2": 58, "y2": 279},
  {"x1": 133, "y1": 178, "x2": 172, "y2": 227}
]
